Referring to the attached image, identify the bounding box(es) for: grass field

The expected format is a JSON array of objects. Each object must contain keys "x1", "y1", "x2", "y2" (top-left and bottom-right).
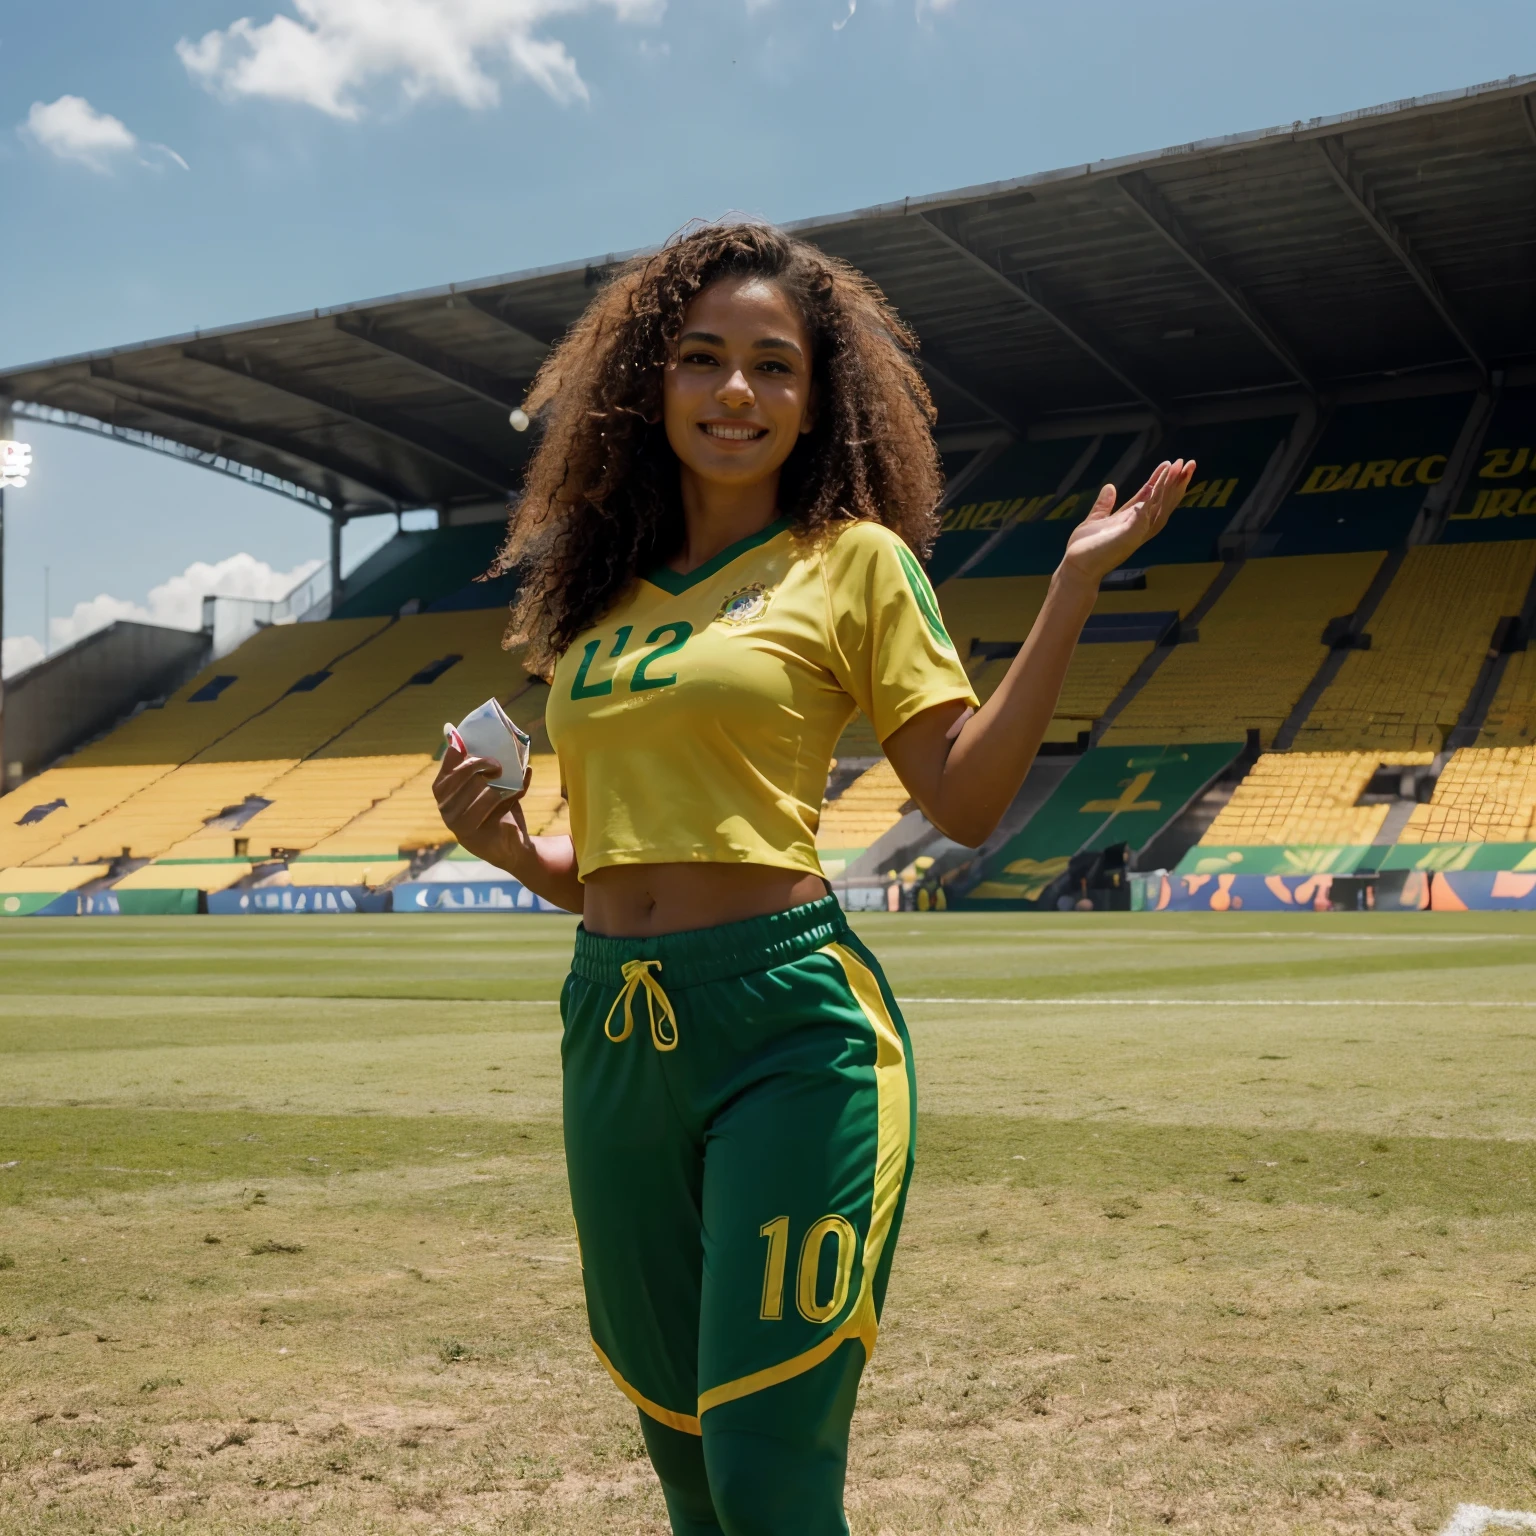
[{"x1": 2, "y1": 912, "x2": 1535, "y2": 1535}]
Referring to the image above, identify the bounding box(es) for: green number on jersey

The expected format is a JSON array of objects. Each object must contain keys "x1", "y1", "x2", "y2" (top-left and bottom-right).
[
  {"x1": 631, "y1": 622, "x2": 693, "y2": 692},
  {"x1": 569, "y1": 639, "x2": 614, "y2": 700}
]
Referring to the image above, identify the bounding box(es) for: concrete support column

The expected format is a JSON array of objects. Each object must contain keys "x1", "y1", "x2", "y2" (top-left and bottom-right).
[{"x1": 329, "y1": 513, "x2": 345, "y2": 613}]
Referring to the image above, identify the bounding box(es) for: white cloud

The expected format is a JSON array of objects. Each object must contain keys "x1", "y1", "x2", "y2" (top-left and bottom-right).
[
  {"x1": 20, "y1": 94, "x2": 188, "y2": 173},
  {"x1": 44, "y1": 554, "x2": 322, "y2": 655},
  {"x1": 178, "y1": 0, "x2": 665, "y2": 119},
  {"x1": 2, "y1": 635, "x2": 45, "y2": 681},
  {"x1": 832, "y1": 0, "x2": 854, "y2": 29},
  {"x1": 916, "y1": 0, "x2": 957, "y2": 15}
]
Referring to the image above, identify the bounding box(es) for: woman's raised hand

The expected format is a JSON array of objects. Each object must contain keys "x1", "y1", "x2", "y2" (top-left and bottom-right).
[
  {"x1": 1059, "y1": 459, "x2": 1196, "y2": 585},
  {"x1": 432, "y1": 741, "x2": 534, "y2": 875}
]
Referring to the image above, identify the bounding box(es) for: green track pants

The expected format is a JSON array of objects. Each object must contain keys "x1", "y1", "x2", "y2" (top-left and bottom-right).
[{"x1": 560, "y1": 896, "x2": 917, "y2": 1535}]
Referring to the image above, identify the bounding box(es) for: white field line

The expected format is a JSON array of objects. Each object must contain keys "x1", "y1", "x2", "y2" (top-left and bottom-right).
[
  {"x1": 895, "y1": 997, "x2": 1536, "y2": 1008},
  {"x1": 897, "y1": 931, "x2": 1514, "y2": 943},
  {"x1": 471, "y1": 997, "x2": 1535, "y2": 1009},
  {"x1": 1440, "y1": 1506, "x2": 1536, "y2": 1535},
  {"x1": 193, "y1": 995, "x2": 1532, "y2": 1010}
]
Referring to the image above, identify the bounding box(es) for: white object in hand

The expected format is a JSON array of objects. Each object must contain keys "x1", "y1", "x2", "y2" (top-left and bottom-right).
[{"x1": 449, "y1": 699, "x2": 531, "y2": 790}]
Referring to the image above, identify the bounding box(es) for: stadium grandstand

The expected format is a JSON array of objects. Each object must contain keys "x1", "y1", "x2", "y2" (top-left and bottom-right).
[{"x1": 3, "y1": 72, "x2": 1536, "y2": 913}]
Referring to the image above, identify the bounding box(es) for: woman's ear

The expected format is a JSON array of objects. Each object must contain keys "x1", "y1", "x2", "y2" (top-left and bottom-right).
[{"x1": 800, "y1": 382, "x2": 818, "y2": 436}]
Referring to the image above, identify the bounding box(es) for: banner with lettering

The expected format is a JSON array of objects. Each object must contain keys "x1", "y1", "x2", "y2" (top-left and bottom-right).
[
  {"x1": 393, "y1": 880, "x2": 563, "y2": 913},
  {"x1": 1442, "y1": 388, "x2": 1536, "y2": 541},
  {"x1": 1265, "y1": 394, "x2": 1472, "y2": 555}
]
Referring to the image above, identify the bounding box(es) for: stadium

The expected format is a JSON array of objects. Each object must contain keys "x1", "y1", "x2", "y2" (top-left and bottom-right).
[
  {"x1": 2, "y1": 67, "x2": 1536, "y2": 1536},
  {"x1": 6, "y1": 75, "x2": 1536, "y2": 916}
]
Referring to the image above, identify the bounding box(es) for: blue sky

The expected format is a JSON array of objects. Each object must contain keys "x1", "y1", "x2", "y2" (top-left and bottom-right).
[{"x1": 3, "y1": 0, "x2": 1533, "y2": 673}]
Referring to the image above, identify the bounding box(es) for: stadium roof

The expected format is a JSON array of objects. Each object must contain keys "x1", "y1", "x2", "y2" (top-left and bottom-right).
[{"x1": 4, "y1": 71, "x2": 1535, "y2": 520}]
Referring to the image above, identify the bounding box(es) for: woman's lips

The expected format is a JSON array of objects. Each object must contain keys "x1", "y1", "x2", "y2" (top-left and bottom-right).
[{"x1": 700, "y1": 422, "x2": 768, "y2": 441}]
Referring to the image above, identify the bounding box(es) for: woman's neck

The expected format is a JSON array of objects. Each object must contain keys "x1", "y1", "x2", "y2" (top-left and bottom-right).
[{"x1": 672, "y1": 468, "x2": 781, "y2": 575}]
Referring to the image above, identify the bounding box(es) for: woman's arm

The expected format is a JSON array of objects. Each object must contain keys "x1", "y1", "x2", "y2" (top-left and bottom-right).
[
  {"x1": 885, "y1": 459, "x2": 1196, "y2": 849},
  {"x1": 432, "y1": 745, "x2": 585, "y2": 912}
]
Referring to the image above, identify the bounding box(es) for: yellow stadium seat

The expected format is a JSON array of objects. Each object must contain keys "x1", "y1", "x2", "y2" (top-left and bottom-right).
[
  {"x1": 264, "y1": 859, "x2": 412, "y2": 888},
  {"x1": 197, "y1": 615, "x2": 488, "y2": 763},
  {"x1": 29, "y1": 761, "x2": 299, "y2": 867},
  {"x1": 1295, "y1": 543, "x2": 1536, "y2": 752},
  {"x1": 937, "y1": 563, "x2": 1218, "y2": 656},
  {"x1": 1, "y1": 610, "x2": 545, "y2": 876},
  {"x1": 817, "y1": 760, "x2": 912, "y2": 857},
  {"x1": 68, "y1": 618, "x2": 391, "y2": 768},
  {"x1": 1200, "y1": 750, "x2": 1433, "y2": 846},
  {"x1": 158, "y1": 755, "x2": 434, "y2": 860},
  {"x1": 316, "y1": 612, "x2": 530, "y2": 758},
  {"x1": 0, "y1": 764, "x2": 175, "y2": 868},
  {"x1": 1481, "y1": 653, "x2": 1536, "y2": 747},
  {"x1": 1102, "y1": 552, "x2": 1384, "y2": 747},
  {"x1": 0, "y1": 863, "x2": 111, "y2": 894},
  {"x1": 112, "y1": 862, "x2": 250, "y2": 892},
  {"x1": 1400, "y1": 746, "x2": 1536, "y2": 843},
  {"x1": 306, "y1": 761, "x2": 448, "y2": 856},
  {"x1": 941, "y1": 563, "x2": 1218, "y2": 740}
]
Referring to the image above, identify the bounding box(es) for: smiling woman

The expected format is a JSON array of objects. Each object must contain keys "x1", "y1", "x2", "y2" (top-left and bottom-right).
[
  {"x1": 431, "y1": 220, "x2": 1191, "y2": 1536},
  {"x1": 494, "y1": 224, "x2": 944, "y2": 682}
]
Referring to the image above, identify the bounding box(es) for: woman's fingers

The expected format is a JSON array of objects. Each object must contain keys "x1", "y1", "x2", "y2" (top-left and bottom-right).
[
  {"x1": 1146, "y1": 461, "x2": 1195, "y2": 532},
  {"x1": 447, "y1": 786, "x2": 513, "y2": 842},
  {"x1": 1125, "y1": 463, "x2": 1168, "y2": 515},
  {"x1": 1161, "y1": 461, "x2": 1195, "y2": 523},
  {"x1": 433, "y1": 754, "x2": 501, "y2": 804},
  {"x1": 466, "y1": 785, "x2": 514, "y2": 832},
  {"x1": 1123, "y1": 465, "x2": 1166, "y2": 527},
  {"x1": 1084, "y1": 483, "x2": 1118, "y2": 522},
  {"x1": 435, "y1": 759, "x2": 508, "y2": 824}
]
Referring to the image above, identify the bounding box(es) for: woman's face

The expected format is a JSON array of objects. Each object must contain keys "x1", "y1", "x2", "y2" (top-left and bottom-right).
[{"x1": 662, "y1": 276, "x2": 815, "y2": 493}]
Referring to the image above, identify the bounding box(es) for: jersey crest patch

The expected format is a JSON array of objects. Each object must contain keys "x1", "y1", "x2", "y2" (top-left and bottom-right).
[{"x1": 715, "y1": 583, "x2": 772, "y2": 627}]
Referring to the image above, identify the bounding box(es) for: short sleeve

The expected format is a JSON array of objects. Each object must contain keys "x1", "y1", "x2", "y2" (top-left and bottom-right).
[{"x1": 822, "y1": 522, "x2": 978, "y2": 743}]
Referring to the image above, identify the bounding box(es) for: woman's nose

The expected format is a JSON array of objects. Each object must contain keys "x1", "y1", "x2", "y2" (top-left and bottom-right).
[{"x1": 717, "y1": 368, "x2": 755, "y2": 407}]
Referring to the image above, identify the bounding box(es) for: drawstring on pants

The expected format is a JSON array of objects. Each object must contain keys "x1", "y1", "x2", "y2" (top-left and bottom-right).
[{"x1": 603, "y1": 959, "x2": 678, "y2": 1051}]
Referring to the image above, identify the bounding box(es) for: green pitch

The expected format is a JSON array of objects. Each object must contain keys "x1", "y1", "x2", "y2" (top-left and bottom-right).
[{"x1": 2, "y1": 913, "x2": 1534, "y2": 1534}]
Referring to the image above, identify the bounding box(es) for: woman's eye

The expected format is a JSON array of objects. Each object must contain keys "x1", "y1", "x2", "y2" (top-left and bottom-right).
[
  {"x1": 758, "y1": 359, "x2": 792, "y2": 374},
  {"x1": 681, "y1": 351, "x2": 718, "y2": 366}
]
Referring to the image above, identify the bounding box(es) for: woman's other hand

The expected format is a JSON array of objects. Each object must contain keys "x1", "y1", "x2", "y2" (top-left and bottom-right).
[
  {"x1": 432, "y1": 741, "x2": 534, "y2": 875},
  {"x1": 1059, "y1": 459, "x2": 1196, "y2": 586}
]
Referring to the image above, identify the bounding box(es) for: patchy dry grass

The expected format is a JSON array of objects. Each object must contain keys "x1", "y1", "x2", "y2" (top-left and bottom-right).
[{"x1": 2, "y1": 913, "x2": 1535, "y2": 1533}]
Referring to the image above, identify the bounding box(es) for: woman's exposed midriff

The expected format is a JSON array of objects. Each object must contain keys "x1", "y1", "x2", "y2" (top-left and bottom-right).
[{"x1": 581, "y1": 862, "x2": 829, "y2": 938}]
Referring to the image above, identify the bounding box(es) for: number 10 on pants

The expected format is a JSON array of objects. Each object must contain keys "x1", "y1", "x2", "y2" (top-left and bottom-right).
[{"x1": 759, "y1": 1215, "x2": 858, "y2": 1324}]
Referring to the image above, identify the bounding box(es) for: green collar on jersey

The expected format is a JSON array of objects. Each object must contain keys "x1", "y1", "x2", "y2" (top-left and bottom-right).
[{"x1": 643, "y1": 516, "x2": 790, "y2": 595}]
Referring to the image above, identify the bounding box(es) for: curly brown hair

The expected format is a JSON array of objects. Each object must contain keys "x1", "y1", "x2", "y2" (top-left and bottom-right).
[{"x1": 496, "y1": 221, "x2": 943, "y2": 676}]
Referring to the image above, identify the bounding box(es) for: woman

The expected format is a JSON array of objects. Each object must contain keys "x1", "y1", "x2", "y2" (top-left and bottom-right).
[{"x1": 434, "y1": 222, "x2": 1192, "y2": 1536}]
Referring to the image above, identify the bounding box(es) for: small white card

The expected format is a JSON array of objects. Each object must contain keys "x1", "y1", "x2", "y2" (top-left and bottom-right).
[{"x1": 447, "y1": 699, "x2": 531, "y2": 790}]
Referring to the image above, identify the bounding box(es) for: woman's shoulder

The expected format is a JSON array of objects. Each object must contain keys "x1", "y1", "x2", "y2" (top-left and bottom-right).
[{"x1": 811, "y1": 515, "x2": 910, "y2": 572}]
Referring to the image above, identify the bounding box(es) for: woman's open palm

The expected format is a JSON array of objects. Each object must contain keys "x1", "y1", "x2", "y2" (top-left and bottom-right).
[{"x1": 1061, "y1": 459, "x2": 1196, "y2": 583}]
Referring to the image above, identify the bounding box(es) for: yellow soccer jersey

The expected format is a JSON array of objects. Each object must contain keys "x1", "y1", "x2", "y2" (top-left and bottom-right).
[{"x1": 544, "y1": 516, "x2": 978, "y2": 880}]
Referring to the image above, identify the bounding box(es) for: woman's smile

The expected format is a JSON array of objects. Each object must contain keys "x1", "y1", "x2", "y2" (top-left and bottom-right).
[{"x1": 699, "y1": 420, "x2": 769, "y2": 442}]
